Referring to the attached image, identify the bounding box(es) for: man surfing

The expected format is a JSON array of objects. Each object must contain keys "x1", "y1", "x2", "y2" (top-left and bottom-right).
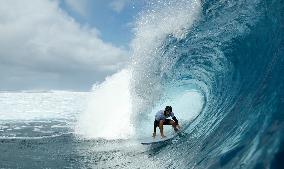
[{"x1": 153, "y1": 106, "x2": 181, "y2": 138}]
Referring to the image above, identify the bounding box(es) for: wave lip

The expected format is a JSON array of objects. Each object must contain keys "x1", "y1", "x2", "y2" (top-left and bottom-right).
[{"x1": 130, "y1": 0, "x2": 202, "y2": 119}]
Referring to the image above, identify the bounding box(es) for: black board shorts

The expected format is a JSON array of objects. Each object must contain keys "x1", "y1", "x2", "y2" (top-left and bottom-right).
[
  {"x1": 154, "y1": 119, "x2": 172, "y2": 132},
  {"x1": 154, "y1": 119, "x2": 172, "y2": 127}
]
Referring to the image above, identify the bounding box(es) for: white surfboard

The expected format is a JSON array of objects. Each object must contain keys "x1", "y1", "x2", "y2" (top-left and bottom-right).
[{"x1": 141, "y1": 131, "x2": 182, "y2": 145}]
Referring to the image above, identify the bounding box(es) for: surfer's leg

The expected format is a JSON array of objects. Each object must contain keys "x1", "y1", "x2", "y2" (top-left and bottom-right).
[
  {"x1": 154, "y1": 120, "x2": 158, "y2": 133},
  {"x1": 153, "y1": 120, "x2": 159, "y2": 137},
  {"x1": 169, "y1": 120, "x2": 179, "y2": 132},
  {"x1": 159, "y1": 120, "x2": 166, "y2": 137}
]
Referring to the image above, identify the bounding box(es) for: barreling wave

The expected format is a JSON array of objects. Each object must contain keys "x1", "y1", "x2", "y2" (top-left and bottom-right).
[{"x1": 130, "y1": 0, "x2": 284, "y2": 168}]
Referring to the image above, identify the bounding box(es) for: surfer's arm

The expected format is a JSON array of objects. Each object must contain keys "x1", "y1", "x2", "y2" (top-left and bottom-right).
[
  {"x1": 172, "y1": 116, "x2": 179, "y2": 125},
  {"x1": 170, "y1": 112, "x2": 178, "y2": 124},
  {"x1": 172, "y1": 116, "x2": 181, "y2": 130}
]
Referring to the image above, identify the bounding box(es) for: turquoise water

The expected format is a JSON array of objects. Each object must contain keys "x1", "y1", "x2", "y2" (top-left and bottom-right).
[{"x1": 1, "y1": 0, "x2": 284, "y2": 168}]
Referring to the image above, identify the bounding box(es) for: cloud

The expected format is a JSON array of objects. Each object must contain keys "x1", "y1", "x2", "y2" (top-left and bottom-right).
[
  {"x1": 109, "y1": 0, "x2": 130, "y2": 13},
  {"x1": 64, "y1": 0, "x2": 88, "y2": 16},
  {"x1": 0, "y1": 0, "x2": 129, "y2": 90}
]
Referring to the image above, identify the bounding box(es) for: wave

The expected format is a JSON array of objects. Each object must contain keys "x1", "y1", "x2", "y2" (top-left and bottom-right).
[
  {"x1": 129, "y1": 0, "x2": 284, "y2": 168},
  {"x1": 76, "y1": 0, "x2": 283, "y2": 168}
]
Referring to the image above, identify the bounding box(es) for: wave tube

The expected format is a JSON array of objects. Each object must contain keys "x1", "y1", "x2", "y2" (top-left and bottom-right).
[{"x1": 129, "y1": 0, "x2": 284, "y2": 168}]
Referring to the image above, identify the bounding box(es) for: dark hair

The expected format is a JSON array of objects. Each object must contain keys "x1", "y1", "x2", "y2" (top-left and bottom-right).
[{"x1": 165, "y1": 106, "x2": 172, "y2": 112}]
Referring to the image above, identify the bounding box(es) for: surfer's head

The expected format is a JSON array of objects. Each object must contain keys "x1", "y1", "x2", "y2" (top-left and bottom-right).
[
  {"x1": 165, "y1": 106, "x2": 172, "y2": 112},
  {"x1": 164, "y1": 106, "x2": 172, "y2": 115}
]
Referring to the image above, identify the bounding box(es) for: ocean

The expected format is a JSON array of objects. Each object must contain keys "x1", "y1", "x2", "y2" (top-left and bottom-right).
[{"x1": 1, "y1": 0, "x2": 284, "y2": 168}]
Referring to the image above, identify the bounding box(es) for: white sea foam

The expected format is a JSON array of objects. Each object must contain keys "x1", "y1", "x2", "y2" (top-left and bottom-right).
[
  {"x1": 0, "y1": 92, "x2": 88, "y2": 121},
  {"x1": 75, "y1": 69, "x2": 134, "y2": 139}
]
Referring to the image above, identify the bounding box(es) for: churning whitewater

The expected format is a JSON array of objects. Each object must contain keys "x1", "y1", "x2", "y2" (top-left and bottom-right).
[{"x1": 0, "y1": 0, "x2": 283, "y2": 168}]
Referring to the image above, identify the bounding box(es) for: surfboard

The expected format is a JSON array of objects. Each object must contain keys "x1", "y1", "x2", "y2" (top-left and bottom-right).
[{"x1": 141, "y1": 131, "x2": 182, "y2": 145}]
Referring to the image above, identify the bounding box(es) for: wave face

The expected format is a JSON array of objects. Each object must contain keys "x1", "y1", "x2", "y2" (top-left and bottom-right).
[{"x1": 130, "y1": 0, "x2": 284, "y2": 168}]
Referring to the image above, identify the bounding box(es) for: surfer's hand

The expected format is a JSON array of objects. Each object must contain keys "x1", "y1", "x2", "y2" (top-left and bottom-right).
[{"x1": 177, "y1": 125, "x2": 181, "y2": 129}]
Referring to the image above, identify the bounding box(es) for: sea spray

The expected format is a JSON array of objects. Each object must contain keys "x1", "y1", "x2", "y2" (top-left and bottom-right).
[
  {"x1": 130, "y1": 0, "x2": 202, "y2": 119},
  {"x1": 75, "y1": 69, "x2": 134, "y2": 139}
]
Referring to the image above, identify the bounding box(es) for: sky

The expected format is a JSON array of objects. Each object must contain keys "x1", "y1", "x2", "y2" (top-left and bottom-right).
[{"x1": 0, "y1": 0, "x2": 145, "y2": 91}]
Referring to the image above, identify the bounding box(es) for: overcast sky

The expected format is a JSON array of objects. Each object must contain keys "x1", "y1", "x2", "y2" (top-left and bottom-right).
[{"x1": 0, "y1": 0, "x2": 144, "y2": 91}]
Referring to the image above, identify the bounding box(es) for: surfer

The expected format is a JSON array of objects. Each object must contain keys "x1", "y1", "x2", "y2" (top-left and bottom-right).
[{"x1": 153, "y1": 106, "x2": 181, "y2": 138}]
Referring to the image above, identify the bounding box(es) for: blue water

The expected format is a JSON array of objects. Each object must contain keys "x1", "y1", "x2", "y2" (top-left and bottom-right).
[
  {"x1": 0, "y1": 0, "x2": 283, "y2": 168},
  {"x1": 131, "y1": 0, "x2": 284, "y2": 168}
]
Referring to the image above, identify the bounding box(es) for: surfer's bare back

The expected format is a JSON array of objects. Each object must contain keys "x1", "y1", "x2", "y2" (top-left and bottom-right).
[{"x1": 153, "y1": 106, "x2": 181, "y2": 138}]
